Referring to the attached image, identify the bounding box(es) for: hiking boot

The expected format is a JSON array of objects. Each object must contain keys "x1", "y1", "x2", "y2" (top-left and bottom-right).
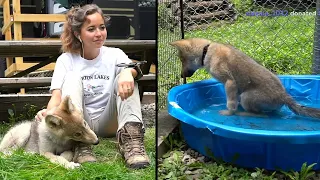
[
  {"x1": 117, "y1": 122, "x2": 150, "y2": 169},
  {"x1": 73, "y1": 144, "x2": 97, "y2": 163}
]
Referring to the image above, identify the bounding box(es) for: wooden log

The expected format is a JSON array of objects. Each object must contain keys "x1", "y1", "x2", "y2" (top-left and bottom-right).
[
  {"x1": 187, "y1": 10, "x2": 229, "y2": 21},
  {"x1": 186, "y1": 21, "x2": 232, "y2": 31},
  {"x1": 185, "y1": 1, "x2": 225, "y2": 13},
  {"x1": 173, "y1": 1, "x2": 226, "y2": 16}
]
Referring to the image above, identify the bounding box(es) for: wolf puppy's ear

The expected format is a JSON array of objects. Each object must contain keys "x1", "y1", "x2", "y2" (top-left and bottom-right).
[
  {"x1": 58, "y1": 95, "x2": 74, "y2": 114},
  {"x1": 169, "y1": 39, "x2": 190, "y2": 51},
  {"x1": 45, "y1": 115, "x2": 62, "y2": 128}
]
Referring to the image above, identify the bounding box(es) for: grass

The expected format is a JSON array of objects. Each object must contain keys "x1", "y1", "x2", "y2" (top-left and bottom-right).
[{"x1": 0, "y1": 123, "x2": 155, "y2": 180}]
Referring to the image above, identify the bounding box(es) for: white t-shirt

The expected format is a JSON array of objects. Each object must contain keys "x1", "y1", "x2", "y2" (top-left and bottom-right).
[{"x1": 50, "y1": 46, "x2": 131, "y2": 121}]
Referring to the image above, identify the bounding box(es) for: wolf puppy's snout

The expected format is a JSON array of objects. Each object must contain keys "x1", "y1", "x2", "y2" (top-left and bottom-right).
[
  {"x1": 94, "y1": 139, "x2": 99, "y2": 145},
  {"x1": 84, "y1": 129, "x2": 99, "y2": 145}
]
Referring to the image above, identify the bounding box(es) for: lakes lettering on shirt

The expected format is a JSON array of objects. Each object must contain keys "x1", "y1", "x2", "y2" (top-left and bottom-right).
[
  {"x1": 82, "y1": 74, "x2": 109, "y2": 98},
  {"x1": 81, "y1": 74, "x2": 110, "y2": 80}
]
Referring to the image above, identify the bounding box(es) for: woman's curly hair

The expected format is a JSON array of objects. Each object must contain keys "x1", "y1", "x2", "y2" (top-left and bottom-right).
[{"x1": 60, "y1": 4, "x2": 110, "y2": 54}]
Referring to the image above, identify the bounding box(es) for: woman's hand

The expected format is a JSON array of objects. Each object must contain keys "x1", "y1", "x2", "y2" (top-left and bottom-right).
[
  {"x1": 118, "y1": 68, "x2": 135, "y2": 101},
  {"x1": 35, "y1": 89, "x2": 61, "y2": 121},
  {"x1": 34, "y1": 109, "x2": 47, "y2": 121}
]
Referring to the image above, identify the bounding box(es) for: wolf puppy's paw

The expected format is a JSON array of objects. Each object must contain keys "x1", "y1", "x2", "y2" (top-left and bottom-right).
[
  {"x1": 219, "y1": 110, "x2": 235, "y2": 116},
  {"x1": 1, "y1": 150, "x2": 13, "y2": 157},
  {"x1": 227, "y1": 101, "x2": 238, "y2": 112},
  {"x1": 220, "y1": 101, "x2": 238, "y2": 115},
  {"x1": 65, "y1": 162, "x2": 81, "y2": 169}
]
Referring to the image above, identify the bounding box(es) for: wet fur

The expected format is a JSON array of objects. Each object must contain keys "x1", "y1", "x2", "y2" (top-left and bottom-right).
[{"x1": 170, "y1": 38, "x2": 320, "y2": 119}]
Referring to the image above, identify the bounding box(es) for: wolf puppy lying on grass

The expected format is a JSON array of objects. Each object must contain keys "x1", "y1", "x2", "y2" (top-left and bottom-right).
[
  {"x1": 0, "y1": 96, "x2": 99, "y2": 169},
  {"x1": 170, "y1": 38, "x2": 320, "y2": 119}
]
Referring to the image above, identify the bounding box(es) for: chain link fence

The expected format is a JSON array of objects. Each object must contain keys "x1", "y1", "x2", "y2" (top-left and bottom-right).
[
  {"x1": 158, "y1": 0, "x2": 183, "y2": 109},
  {"x1": 158, "y1": 0, "x2": 320, "y2": 109}
]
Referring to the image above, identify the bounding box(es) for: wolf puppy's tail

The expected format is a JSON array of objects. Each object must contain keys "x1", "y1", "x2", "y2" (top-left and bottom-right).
[{"x1": 284, "y1": 95, "x2": 320, "y2": 119}]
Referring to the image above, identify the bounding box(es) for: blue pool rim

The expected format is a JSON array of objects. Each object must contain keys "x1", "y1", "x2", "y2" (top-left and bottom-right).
[{"x1": 167, "y1": 75, "x2": 320, "y2": 145}]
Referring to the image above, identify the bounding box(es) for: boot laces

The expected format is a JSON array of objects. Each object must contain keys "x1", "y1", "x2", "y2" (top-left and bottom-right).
[
  {"x1": 121, "y1": 132, "x2": 145, "y2": 157},
  {"x1": 76, "y1": 145, "x2": 93, "y2": 156}
]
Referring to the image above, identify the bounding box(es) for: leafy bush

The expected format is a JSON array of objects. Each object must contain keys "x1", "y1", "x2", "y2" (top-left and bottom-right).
[
  {"x1": 231, "y1": 0, "x2": 254, "y2": 14},
  {"x1": 8, "y1": 103, "x2": 42, "y2": 124}
]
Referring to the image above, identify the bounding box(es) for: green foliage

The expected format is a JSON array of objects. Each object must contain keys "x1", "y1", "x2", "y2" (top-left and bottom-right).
[
  {"x1": 159, "y1": 150, "x2": 186, "y2": 179},
  {"x1": 231, "y1": 0, "x2": 254, "y2": 14},
  {"x1": 8, "y1": 103, "x2": 41, "y2": 124},
  {"x1": 280, "y1": 162, "x2": 316, "y2": 180},
  {"x1": 163, "y1": 128, "x2": 186, "y2": 151}
]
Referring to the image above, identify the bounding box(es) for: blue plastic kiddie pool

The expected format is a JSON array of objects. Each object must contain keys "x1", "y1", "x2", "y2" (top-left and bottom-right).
[{"x1": 167, "y1": 75, "x2": 320, "y2": 171}]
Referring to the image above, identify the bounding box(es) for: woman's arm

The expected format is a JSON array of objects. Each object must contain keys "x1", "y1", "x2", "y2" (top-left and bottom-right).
[
  {"x1": 122, "y1": 68, "x2": 138, "y2": 78},
  {"x1": 47, "y1": 89, "x2": 62, "y2": 110},
  {"x1": 117, "y1": 67, "x2": 138, "y2": 101},
  {"x1": 35, "y1": 53, "x2": 68, "y2": 121}
]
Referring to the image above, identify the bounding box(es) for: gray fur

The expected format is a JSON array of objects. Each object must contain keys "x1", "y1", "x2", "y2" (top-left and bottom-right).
[
  {"x1": 0, "y1": 96, "x2": 99, "y2": 169},
  {"x1": 170, "y1": 38, "x2": 320, "y2": 119}
]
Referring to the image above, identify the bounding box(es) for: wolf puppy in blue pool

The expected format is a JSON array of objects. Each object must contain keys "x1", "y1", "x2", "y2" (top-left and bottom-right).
[{"x1": 170, "y1": 38, "x2": 320, "y2": 119}]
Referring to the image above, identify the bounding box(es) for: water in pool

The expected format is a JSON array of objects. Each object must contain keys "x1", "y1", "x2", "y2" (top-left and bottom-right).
[{"x1": 190, "y1": 97, "x2": 320, "y2": 131}]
